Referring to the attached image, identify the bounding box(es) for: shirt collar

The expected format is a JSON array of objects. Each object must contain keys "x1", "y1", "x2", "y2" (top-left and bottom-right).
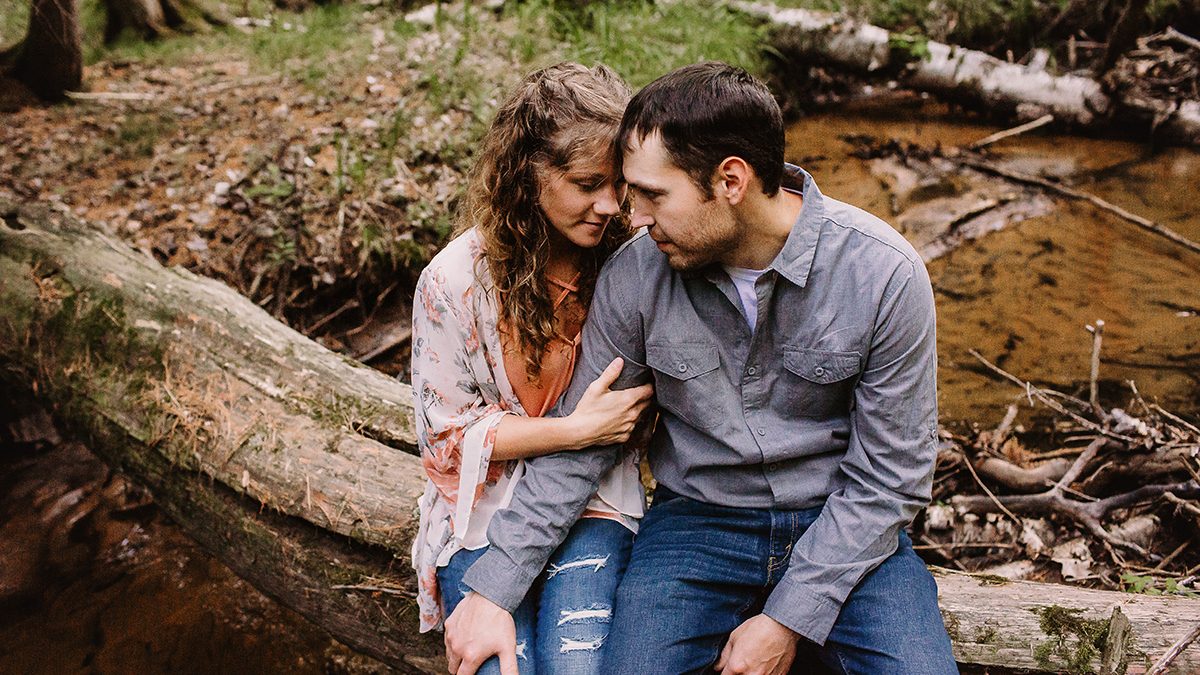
[
  {"x1": 698, "y1": 163, "x2": 824, "y2": 288},
  {"x1": 771, "y1": 163, "x2": 824, "y2": 289}
]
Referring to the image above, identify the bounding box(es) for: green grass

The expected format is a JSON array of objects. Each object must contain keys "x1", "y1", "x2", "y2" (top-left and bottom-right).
[
  {"x1": 0, "y1": 0, "x2": 30, "y2": 50},
  {"x1": 507, "y1": 0, "x2": 772, "y2": 88},
  {"x1": 70, "y1": 0, "x2": 369, "y2": 85}
]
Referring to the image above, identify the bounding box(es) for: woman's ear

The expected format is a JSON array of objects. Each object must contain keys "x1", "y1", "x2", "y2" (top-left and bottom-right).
[{"x1": 715, "y1": 156, "x2": 751, "y2": 205}]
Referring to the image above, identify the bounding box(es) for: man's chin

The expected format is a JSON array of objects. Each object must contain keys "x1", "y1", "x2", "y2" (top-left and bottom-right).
[{"x1": 664, "y1": 252, "x2": 707, "y2": 272}]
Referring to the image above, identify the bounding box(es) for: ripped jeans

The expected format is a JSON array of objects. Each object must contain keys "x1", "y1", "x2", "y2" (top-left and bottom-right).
[{"x1": 438, "y1": 517, "x2": 633, "y2": 675}]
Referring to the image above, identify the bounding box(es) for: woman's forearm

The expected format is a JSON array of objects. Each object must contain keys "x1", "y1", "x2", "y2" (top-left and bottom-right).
[{"x1": 491, "y1": 414, "x2": 587, "y2": 461}]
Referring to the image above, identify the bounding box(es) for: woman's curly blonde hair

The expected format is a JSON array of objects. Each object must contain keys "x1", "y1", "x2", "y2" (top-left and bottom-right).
[{"x1": 460, "y1": 62, "x2": 633, "y2": 380}]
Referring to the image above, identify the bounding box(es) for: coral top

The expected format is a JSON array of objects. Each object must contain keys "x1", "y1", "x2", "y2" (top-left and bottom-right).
[{"x1": 501, "y1": 272, "x2": 585, "y2": 417}]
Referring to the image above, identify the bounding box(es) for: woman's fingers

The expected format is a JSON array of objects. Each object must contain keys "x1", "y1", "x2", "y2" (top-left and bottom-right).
[{"x1": 588, "y1": 357, "x2": 625, "y2": 392}]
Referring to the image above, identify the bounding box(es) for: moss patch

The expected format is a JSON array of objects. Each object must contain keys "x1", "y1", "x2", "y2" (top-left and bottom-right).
[{"x1": 1032, "y1": 605, "x2": 1110, "y2": 674}]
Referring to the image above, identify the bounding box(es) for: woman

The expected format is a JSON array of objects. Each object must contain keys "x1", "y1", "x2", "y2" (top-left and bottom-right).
[{"x1": 410, "y1": 63, "x2": 652, "y2": 674}]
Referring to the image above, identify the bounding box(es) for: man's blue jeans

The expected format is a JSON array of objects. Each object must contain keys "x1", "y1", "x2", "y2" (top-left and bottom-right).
[
  {"x1": 439, "y1": 517, "x2": 633, "y2": 675},
  {"x1": 602, "y1": 487, "x2": 958, "y2": 674}
]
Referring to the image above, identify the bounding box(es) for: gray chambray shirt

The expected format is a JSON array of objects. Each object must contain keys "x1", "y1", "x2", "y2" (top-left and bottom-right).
[{"x1": 462, "y1": 165, "x2": 939, "y2": 646}]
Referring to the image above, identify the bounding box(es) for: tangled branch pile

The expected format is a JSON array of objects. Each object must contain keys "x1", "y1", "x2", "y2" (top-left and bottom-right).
[{"x1": 924, "y1": 322, "x2": 1200, "y2": 596}]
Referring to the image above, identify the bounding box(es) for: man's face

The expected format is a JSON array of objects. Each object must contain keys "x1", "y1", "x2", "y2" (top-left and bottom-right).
[{"x1": 622, "y1": 132, "x2": 738, "y2": 271}]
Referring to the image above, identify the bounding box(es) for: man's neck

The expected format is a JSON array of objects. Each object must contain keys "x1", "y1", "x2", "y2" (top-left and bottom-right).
[{"x1": 721, "y1": 189, "x2": 804, "y2": 270}]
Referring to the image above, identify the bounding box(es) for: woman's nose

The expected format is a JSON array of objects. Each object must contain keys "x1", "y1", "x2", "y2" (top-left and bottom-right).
[{"x1": 593, "y1": 184, "x2": 620, "y2": 216}]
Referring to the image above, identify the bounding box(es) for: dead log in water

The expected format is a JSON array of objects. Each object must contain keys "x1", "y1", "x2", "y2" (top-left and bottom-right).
[
  {"x1": 2, "y1": 196, "x2": 1199, "y2": 673},
  {"x1": 742, "y1": 1, "x2": 1200, "y2": 145}
]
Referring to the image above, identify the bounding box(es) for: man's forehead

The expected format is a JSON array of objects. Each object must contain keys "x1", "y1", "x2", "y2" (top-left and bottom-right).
[{"x1": 622, "y1": 131, "x2": 675, "y2": 185}]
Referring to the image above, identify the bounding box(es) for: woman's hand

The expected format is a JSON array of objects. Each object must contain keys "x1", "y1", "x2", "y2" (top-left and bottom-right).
[{"x1": 568, "y1": 357, "x2": 655, "y2": 448}]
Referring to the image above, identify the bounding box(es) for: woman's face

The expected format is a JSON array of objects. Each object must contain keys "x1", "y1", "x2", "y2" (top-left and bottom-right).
[{"x1": 538, "y1": 140, "x2": 626, "y2": 251}]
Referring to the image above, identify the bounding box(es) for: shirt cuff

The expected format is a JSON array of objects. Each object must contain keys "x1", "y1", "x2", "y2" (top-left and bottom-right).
[
  {"x1": 762, "y1": 576, "x2": 842, "y2": 646},
  {"x1": 461, "y1": 547, "x2": 540, "y2": 613}
]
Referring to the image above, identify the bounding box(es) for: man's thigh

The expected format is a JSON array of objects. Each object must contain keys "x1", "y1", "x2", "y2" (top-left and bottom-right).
[
  {"x1": 602, "y1": 493, "x2": 769, "y2": 675},
  {"x1": 818, "y1": 531, "x2": 958, "y2": 675}
]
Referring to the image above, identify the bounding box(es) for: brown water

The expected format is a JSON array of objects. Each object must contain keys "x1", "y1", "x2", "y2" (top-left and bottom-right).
[
  {"x1": 1, "y1": 96, "x2": 1197, "y2": 674},
  {"x1": 786, "y1": 94, "x2": 1200, "y2": 427}
]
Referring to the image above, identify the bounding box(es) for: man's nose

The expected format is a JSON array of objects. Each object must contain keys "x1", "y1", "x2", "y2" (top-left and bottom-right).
[
  {"x1": 631, "y1": 210, "x2": 654, "y2": 229},
  {"x1": 593, "y1": 184, "x2": 620, "y2": 217}
]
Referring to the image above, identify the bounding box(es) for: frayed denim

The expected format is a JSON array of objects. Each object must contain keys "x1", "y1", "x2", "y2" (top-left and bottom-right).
[{"x1": 438, "y1": 518, "x2": 633, "y2": 675}]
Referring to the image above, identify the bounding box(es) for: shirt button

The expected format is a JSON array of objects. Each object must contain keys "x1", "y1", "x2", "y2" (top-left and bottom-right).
[
  {"x1": 757, "y1": 427, "x2": 766, "y2": 436},
  {"x1": 677, "y1": 363, "x2": 687, "y2": 373},
  {"x1": 814, "y1": 366, "x2": 826, "y2": 377},
  {"x1": 747, "y1": 366, "x2": 757, "y2": 376}
]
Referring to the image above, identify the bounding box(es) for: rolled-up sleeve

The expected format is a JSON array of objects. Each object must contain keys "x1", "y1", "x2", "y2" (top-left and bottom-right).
[
  {"x1": 763, "y1": 259, "x2": 938, "y2": 645},
  {"x1": 463, "y1": 250, "x2": 650, "y2": 611}
]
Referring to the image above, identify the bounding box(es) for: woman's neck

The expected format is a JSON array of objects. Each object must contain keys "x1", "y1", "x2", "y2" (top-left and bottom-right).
[{"x1": 545, "y1": 232, "x2": 583, "y2": 280}]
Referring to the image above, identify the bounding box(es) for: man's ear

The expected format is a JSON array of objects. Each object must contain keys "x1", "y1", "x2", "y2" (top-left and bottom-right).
[{"x1": 714, "y1": 156, "x2": 751, "y2": 206}]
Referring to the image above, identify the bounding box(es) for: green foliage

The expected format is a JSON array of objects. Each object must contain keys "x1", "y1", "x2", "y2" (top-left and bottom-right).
[
  {"x1": 509, "y1": 0, "x2": 772, "y2": 88},
  {"x1": 244, "y1": 163, "x2": 295, "y2": 201},
  {"x1": 0, "y1": 0, "x2": 30, "y2": 49},
  {"x1": 1120, "y1": 572, "x2": 1200, "y2": 598},
  {"x1": 114, "y1": 113, "x2": 177, "y2": 158},
  {"x1": 888, "y1": 29, "x2": 931, "y2": 62}
]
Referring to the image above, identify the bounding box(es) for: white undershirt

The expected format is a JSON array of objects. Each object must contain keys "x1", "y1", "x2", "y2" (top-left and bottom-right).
[{"x1": 723, "y1": 265, "x2": 768, "y2": 332}]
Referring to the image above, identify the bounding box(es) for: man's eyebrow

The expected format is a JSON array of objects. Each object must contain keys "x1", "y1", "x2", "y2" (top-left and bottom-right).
[{"x1": 627, "y1": 181, "x2": 664, "y2": 194}]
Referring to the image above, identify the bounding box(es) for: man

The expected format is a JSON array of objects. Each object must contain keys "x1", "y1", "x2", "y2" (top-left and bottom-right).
[{"x1": 444, "y1": 62, "x2": 957, "y2": 675}]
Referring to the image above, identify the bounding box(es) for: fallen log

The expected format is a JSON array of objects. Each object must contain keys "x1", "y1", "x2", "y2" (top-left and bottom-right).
[
  {"x1": 2, "y1": 197, "x2": 1199, "y2": 673},
  {"x1": 743, "y1": 1, "x2": 1200, "y2": 145}
]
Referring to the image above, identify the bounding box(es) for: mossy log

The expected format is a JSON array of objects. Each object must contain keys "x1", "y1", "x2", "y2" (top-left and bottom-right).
[
  {"x1": 745, "y1": 1, "x2": 1200, "y2": 145},
  {"x1": 2, "y1": 197, "x2": 1199, "y2": 673}
]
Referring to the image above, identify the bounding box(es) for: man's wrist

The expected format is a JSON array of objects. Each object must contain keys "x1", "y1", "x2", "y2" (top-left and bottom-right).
[{"x1": 461, "y1": 547, "x2": 540, "y2": 613}]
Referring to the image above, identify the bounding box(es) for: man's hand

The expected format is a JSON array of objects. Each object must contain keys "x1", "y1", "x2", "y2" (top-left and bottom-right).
[
  {"x1": 443, "y1": 592, "x2": 519, "y2": 675},
  {"x1": 714, "y1": 614, "x2": 800, "y2": 675}
]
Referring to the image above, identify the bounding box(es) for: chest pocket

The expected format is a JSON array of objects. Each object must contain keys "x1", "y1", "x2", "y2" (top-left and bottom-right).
[
  {"x1": 646, "y1": 342, "x2": 725, "y2": 431},
  {"x1": 780, "y1": 347, "x2": 862, "y2": 419}
]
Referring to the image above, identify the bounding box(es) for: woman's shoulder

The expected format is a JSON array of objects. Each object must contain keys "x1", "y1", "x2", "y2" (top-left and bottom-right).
[{"x1": 417, "y1": 228, "x2": 489, "y2": 298}]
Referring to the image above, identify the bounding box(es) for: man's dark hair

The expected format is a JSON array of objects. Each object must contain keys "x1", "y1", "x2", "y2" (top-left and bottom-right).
[{"x1": 617, "y1": 61, "x2": 784, "y2": 199}]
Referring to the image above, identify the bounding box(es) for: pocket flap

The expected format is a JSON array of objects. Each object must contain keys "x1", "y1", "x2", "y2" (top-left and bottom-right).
[
  {"x1": 646, "y1": 342, "x2": 720, "y2": 381},
  {"x1": 783, "y1": 348, "x2": 861, "y2": 384}
]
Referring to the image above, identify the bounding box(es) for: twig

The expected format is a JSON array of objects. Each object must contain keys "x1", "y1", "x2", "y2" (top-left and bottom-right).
[
  {"x1": 1154, "y1": 26, "x2": 1200, "y2": 53},
  {"x1": 64, "y1": 90, "x2": 160, "y2": 102},
  {"x1": 1087, "y1": 321, "x2": 1106, "y2": 420},
  {"x1": 957, "y1": 158, "x2": 1200, "y2": 256},
  {"x1": 957, "y1": 446, "x2": 1022, "y2": 525},
  {"x1": 968, "y1": 350, "x2": 1136, "y2": 443},
  {"x1": 331, "y1": 583, "x2": 415, "y2": 598},
  {"x1": 1165, "y1": 492, "x2": 1200, "y2": 519},
  {"x1": 1152, "y1": 537, "x2": 1192, "y2": 573},
  {"x1": 1147, "y1": 621, "x2": 1200, "y2": 675},
  {"x1": 968, "y1": 114, "x2": 1054, "y2": 149},
  {"x1": 917, "y1": 535, "x2": 969, "y2": 571},
  {"x1": 1151, "y1": 404, "x2": 1200, "y2": 436}
]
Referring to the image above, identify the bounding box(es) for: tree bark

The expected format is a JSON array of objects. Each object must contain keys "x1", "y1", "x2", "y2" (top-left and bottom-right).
[
  {"x1": 2, "y1": 196, "x2": 1199, "y2": 673},
  {"x1": 102, "y1": 0, "x2": 227, "y2": 43},
  {"x1": 743, "y1": 1, "x2": 1200, "y2": 145},
  {"x1": 2, "y1": 0, "x2": 82, "y2": 101}
]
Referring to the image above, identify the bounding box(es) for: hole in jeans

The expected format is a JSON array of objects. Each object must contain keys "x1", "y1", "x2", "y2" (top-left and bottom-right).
[
  {"x1": 559, "y1": 635, "x2": 606, "y2": 653},
  {"x1": 545, "y1": 555, "x2": 609, "y2": 579},
  {"x1": 556, "y1": 605, "x2": 612, "y2": 626}
]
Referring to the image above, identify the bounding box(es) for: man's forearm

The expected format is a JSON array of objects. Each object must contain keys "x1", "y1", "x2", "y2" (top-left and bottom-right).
[{"x1": 462, "y1": 443, "x2": 621, "y2": 610}]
